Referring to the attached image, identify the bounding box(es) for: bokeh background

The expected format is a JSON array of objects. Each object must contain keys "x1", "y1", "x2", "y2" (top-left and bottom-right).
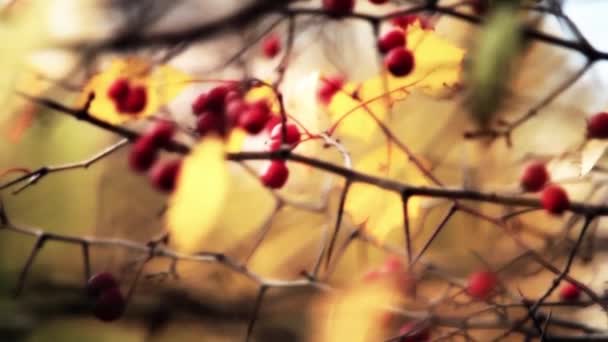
[{"x1": 3, "y1": 1, "x2": 608, "y2": 341}]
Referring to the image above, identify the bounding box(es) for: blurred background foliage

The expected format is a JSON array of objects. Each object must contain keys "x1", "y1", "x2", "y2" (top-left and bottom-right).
[{"x1": 3, "y1": 1, "x2": 608, "y2": 341}]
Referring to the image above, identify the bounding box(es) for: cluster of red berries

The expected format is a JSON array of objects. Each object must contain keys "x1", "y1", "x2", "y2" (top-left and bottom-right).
[
  {"x1": 192, "y1": 84, "x2": 281, "y2": 137},
  {"x1": 107, "y1": 78, "x2": 148, "y2": 114},
  {"x1": 129, "y1": 121, "x2": 182, "y2": 193},
  {"x1": 377, "y1": 28, "x2": 415, "y2": 77},
  {"x1": 261, "y1": 122, "x2": 302, "y2": 189},
  {"x1": 466, "y1": 270, "x2": 498, "y2": 300},
  {"x1": 391, "y1": 14, "x2": 433, "y2": 31},
  {"x1": 519, "y1": 161, "x2": 570, "y2": 215},
  {"x1": 86, "y1": 272, "x2": 125, "y2": 322},
  {"x1": 192, "y1": 84, "x2": 302, "y2": 190}
]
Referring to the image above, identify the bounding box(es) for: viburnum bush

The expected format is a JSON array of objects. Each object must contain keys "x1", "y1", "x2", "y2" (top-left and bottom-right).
[{"x1": 4, "y1": 0, "x2": 608, "y2": 341}]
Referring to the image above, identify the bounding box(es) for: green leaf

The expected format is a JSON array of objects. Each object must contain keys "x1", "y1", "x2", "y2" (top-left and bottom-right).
[{"x1": 467, "y1": 1, "x2": 522, "y2": 127}]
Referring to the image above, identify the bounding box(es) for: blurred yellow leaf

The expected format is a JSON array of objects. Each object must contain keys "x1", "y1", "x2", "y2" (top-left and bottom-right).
[
  {"x1": 225, "y1": 129, "x2": 247, "y2": 153},
  {"x1": 327, "y1": 23, "x2": 464, "y2": 141},
  {"x1": 167, "y1": 137, "x2": 228, "y2": 253},
  {"x1": 78, "y1": 58, "x2": 191, "y2": 125},
  {"x1": 312, "y1": 282, "x2": 398, "y2": 342},
  {"x1": 248, "y1": 207, "x2": 326, "y2": 277},
  {"x1": 245, "y1": 82, "x2": 280, "y2": 112},
  {"x1": 0, "y1": 2, "x2": 49, "y2": 115},
  {"x1": 346, "y1": 145, "x2": 424, "y2": 240},
  {"x1": 194, "y1": 163, "x2": 275, "y2": 252}
]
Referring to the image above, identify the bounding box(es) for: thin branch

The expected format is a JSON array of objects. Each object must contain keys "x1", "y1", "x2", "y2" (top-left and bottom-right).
[
  {"x1": 325, "y1": 180, "x2": 351, "y2": 269},
  {"x1": 245, "y1": 285, "x2": 268, "y2": 342},
  {"x1": 0, "y1": 138, "x2": 129, "y2": 193}
]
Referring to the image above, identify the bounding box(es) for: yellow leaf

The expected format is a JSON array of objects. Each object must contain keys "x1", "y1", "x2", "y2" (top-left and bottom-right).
[
  {"x1": 248, "y1": 206, "x2": 326, "y2": 277},
  {"x1": 194, "y1": 163, "x2": 275, "y2": 252},
  {"x1": 225, "y1": 129, "x2": 247, "y2": 153},
  {"x1": 78, "y1": 58, "x2": 191, "y2": 125},
  {"x1": 327, "y1": 23, "x2": 464, "y2": 141},
  {"x1": 312, "y1": 282, "x2": 398, "y2": 342},
  {"x1": 245, "y1": 82, "x2": 280, "y2": 112},
  {"x1": 167, "y1": 137, "x2": 228, "y2": 253},
  {"x1": 0, "y1": 2, "x2": 49, "y2": 115},
  {"x1": 345, "y1": 145, "x2": 423, "y2": 240}
]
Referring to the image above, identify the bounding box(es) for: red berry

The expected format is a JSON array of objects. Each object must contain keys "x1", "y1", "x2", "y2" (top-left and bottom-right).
[
  {"x1": 192, "y1": 86, "x2": 229, "y2": 115},
  {"x1": 225, "y1": 90, "x2": 242, "y2": 103},
  {"x1": 107, "y1": 78, "x2": 130, "y2": 101},
  {"x1": 361, "y1": 257, "x2": 415, "y2": 296},
  {"x1": 121, "y1": 85, "x2": 147, "y2": 113},
  {"x1": 362, "y1": 269, "x2": 383, "y2": 283},
  {"x1": 265, "y1": 115, "x2": 282, "y2": 133},
  {"x1": 250, "y1": 99, "x2": 272, "y2": 113},
  {"x1": 149, "y1": 159, "x2": 182, "y2": 193},
  {"x1": 385, "y1": 47, "x2": 415, "y2": 77},
  {"x1": 369, "y1": 0, "x2": 388, "y2": 4},
  {"x1": 391, "y1": 14, "x2": 433, "y2": 30},
  {"x1": 322, "y1": 0, "x2": 355, "y2": 16},
  {"x1": 467, "y1": 270, "x2": 497, "y2": 300},
  {"x1": 196, "y1": 112, "x2": 225, "y2": 136},
  {"x1": 378, "y1": 29, "x2": 406, "y2": 54},
  {"x1": 260, "y1": 161, "x2": 289, "y2": 189},
  {"x1": 239, "y1": 106, "x2": 271, "y2": 135},
  {"x1": 129, "y1": 136, "x2": 158, "y2": 173},
  {"x1": 559, "y1": 282, "x2": 581, "y2": 301},
  {"x1": 318, "y1": 75, "x2": 344, "y2": 104},
  {"x1": 381, "y1": 255, "x2": 403, "y2": 274},
  {"x1": 93, "y1": 287, "x2": 126, "y2": 322},
  {"x1": 225, "y1": 99, "x2": 249, "y2": 126},
  {"x1": 391, "y1": 15, "x2": 417, "y2": 28},
  {"x1": 270, "y1": 123, "x2": 301, "y2": 145},
  {"x1": 520, "y1": 161, "x2": 549, "y2": 192},
  {"x1": 587, "y1": 112, "x2": 608, "y2": 139},
  {"x1": 262, "y1": 33, "x2": 281, "y2": 59},
  {"x1": 192, "y1": 93, "x2": 209, "y2": 116},
  {"x1": 147, "y1": 120, "x2": 175, "y2": 147},
  {"x1": 269, "y1": 138, "x2": 283, "y2": 151},
  {"x1": 380, "y1": 256, "x2": 416, "y2": 297},
  {"x1": 541, "y1": 185, "x2": 570, "y2": 215},
  {"x1": 86, "y1": 272, "x2": 118, "y2": 298},
  {"x1": 398, "y1": 322, "x2": 430, "y2": 342}
]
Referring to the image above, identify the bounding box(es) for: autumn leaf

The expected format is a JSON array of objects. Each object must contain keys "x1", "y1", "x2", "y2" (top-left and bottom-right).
[
  {"x1": 0, "y1": 2, "x2": 49, "y2": 116},
  {"x1": 326, "y1": 22, "x2": 465, "y2": 141},
  {"x1": 312, "y1": 281, "x2": 399, "y2": 342},
  {"x1": 78, "y1": 58, "x2": 191, "y2": 125},
  {"x1": 345, "y1": 144, "x2": 425, "y2": 241},
  {"x1": 167, "y1": 137, "x2": 228, "y2": 253},
  {"x1": 247, "y1": 206, "x2": 326, "y2": 277}
]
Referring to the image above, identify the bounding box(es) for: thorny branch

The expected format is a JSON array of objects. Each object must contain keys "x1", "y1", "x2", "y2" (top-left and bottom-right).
[{"x1": 6, "y1": 0, "x2": 608, "y2": 341}]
